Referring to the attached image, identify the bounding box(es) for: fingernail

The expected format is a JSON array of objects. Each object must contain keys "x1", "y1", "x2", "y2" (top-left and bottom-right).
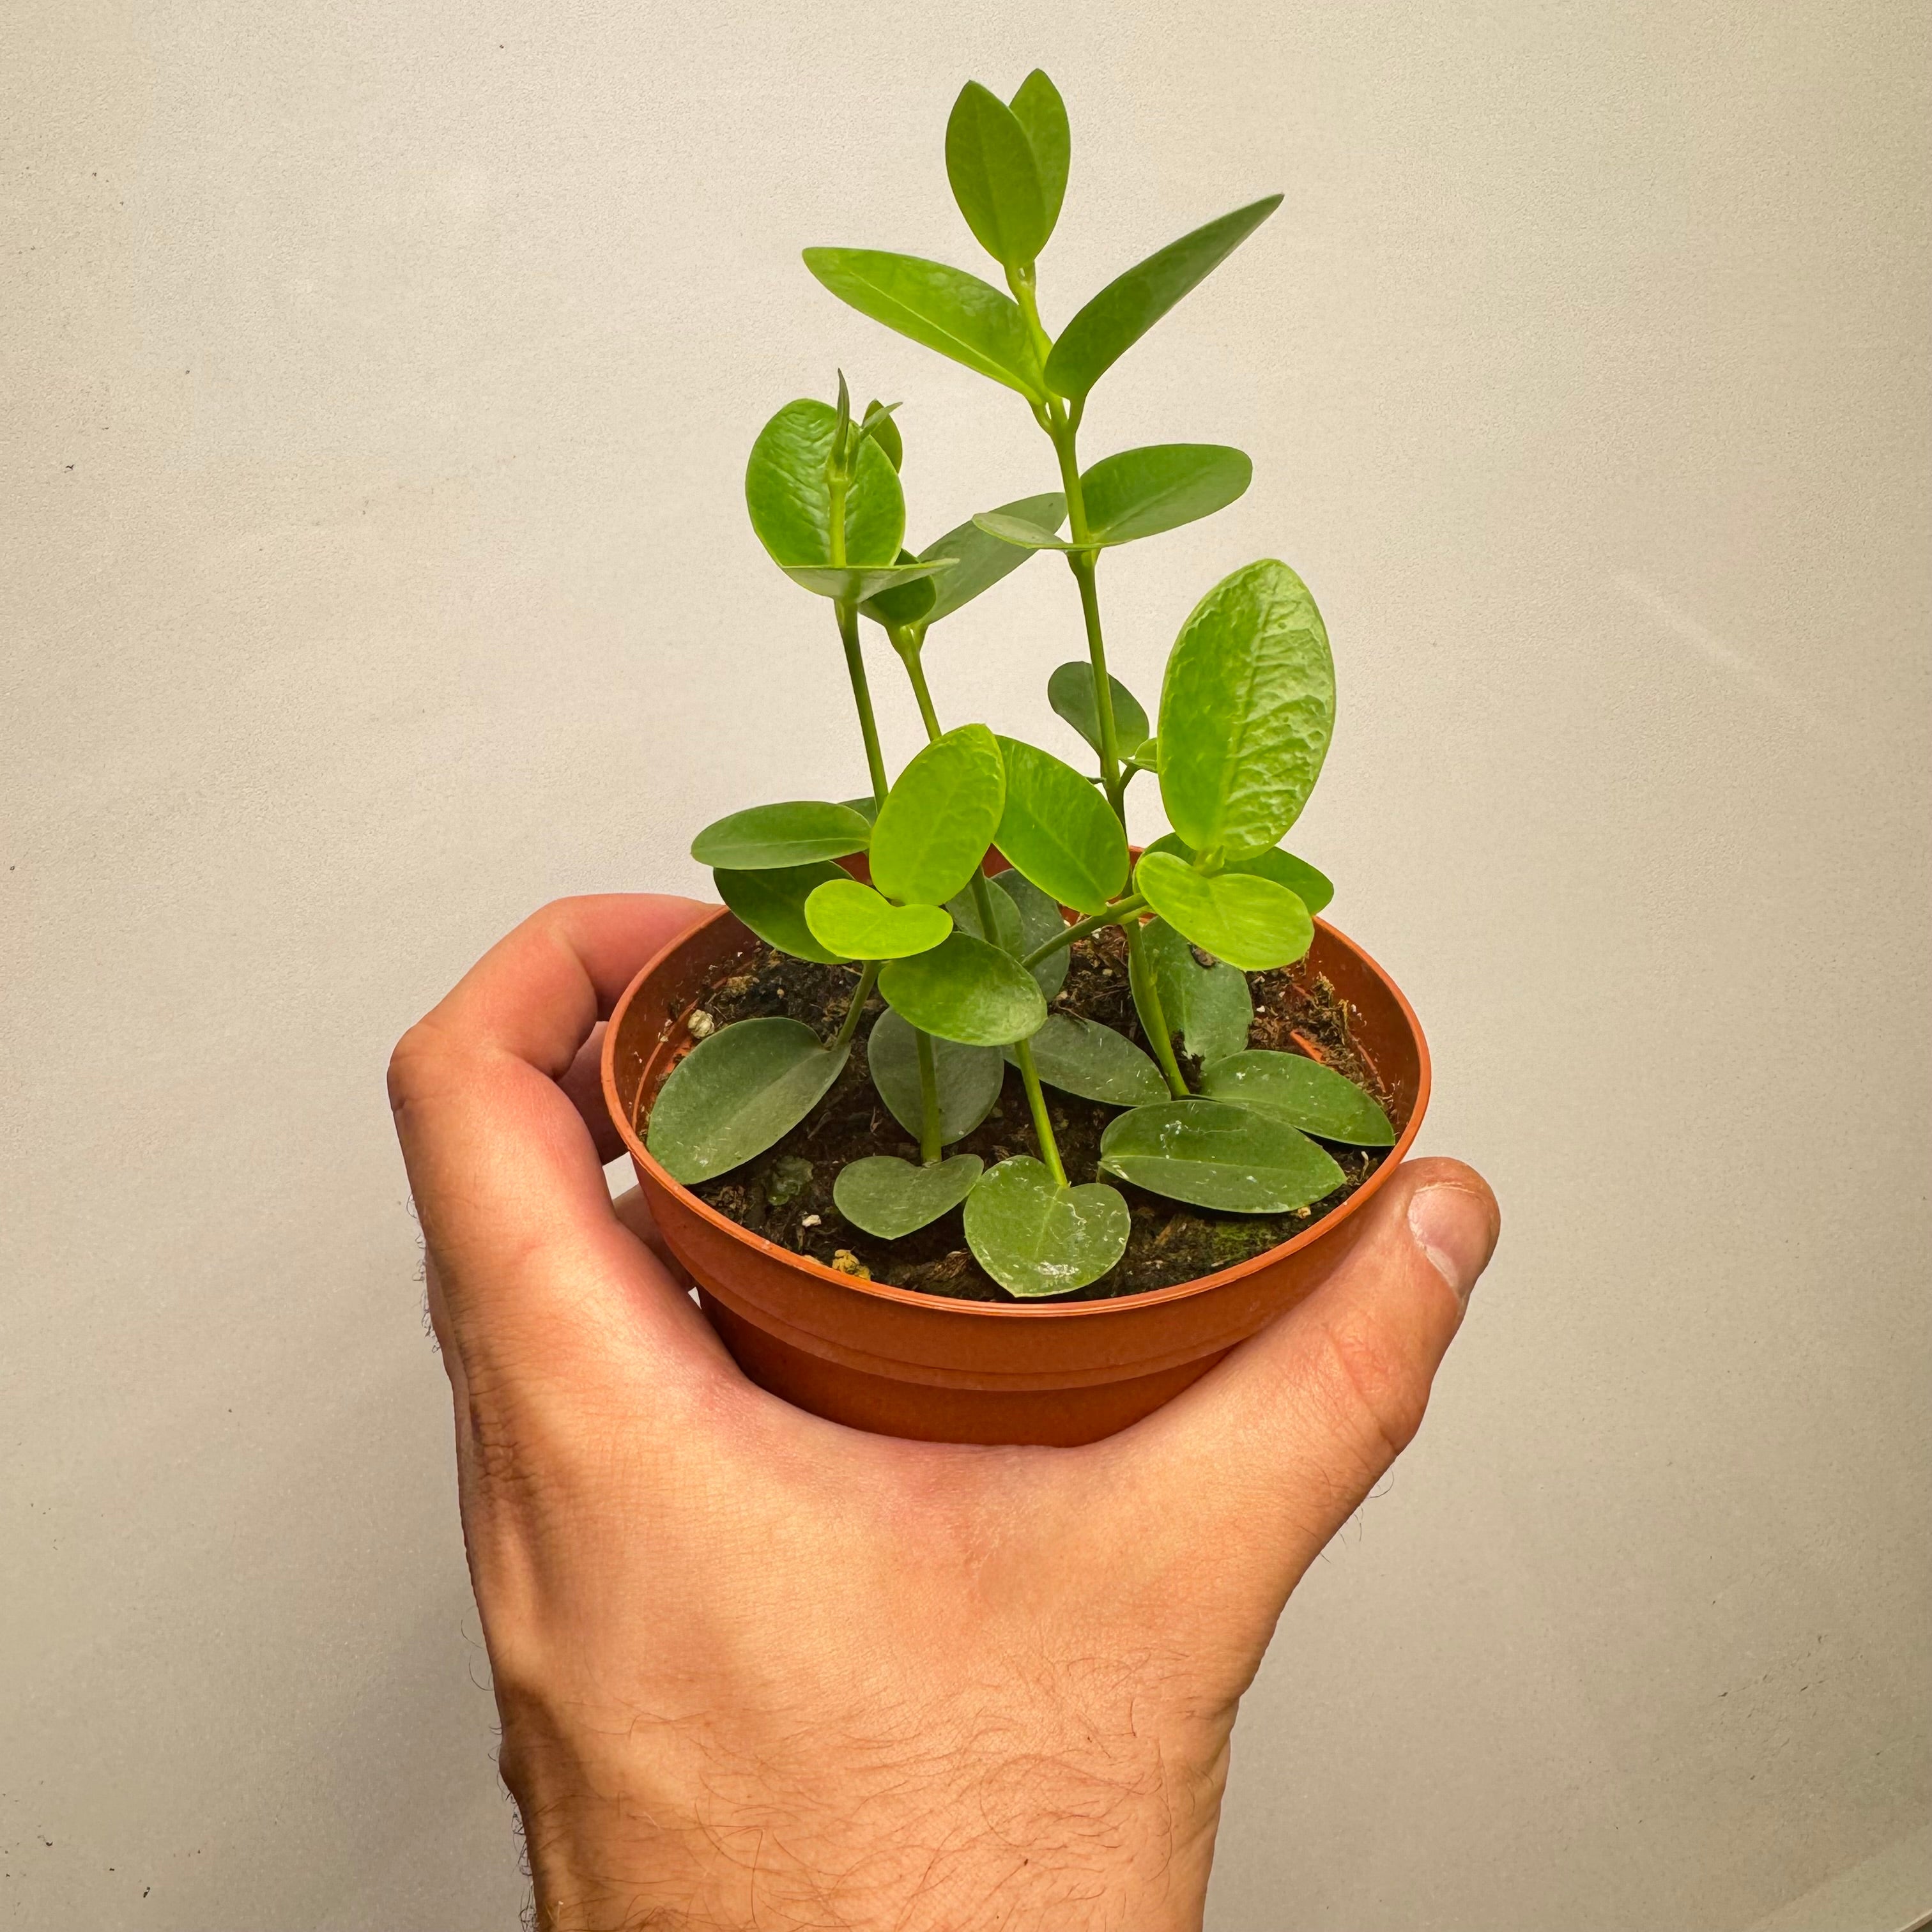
[{"x1": 1407, "y1": 1185, "x2": 1492, "y2": 1309}]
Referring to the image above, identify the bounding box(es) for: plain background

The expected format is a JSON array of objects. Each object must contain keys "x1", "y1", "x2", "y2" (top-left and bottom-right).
[{"x1": 4, "y1": 1, "x2": 1928, "y2": 1926}]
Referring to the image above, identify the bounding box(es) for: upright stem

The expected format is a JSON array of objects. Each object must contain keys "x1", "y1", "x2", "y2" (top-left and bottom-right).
[
  {"x1": 891, "y1": 628, "x2": 943, "y2": 742},
  {"x1": 913, "y1": 1028, "x2": 942, "y2": 1165},
  {"x1": 1011, "y1": 1038, "x2": 1066, "y2": 1187},
  {"x1": 830, "y1": 961, "x2": 880, "y2": 1054},
  {"x1": 1127, "y1": 922, "x2": 1190, "y2": 1098},
  {"x1": 836, "y1": 601, "x2": 889, "y2": 808}
]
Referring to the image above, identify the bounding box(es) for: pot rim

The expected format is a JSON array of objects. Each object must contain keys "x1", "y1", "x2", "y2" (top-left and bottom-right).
[{"x1": 601, "y1": 906, "x2": 1431, "y2": 1321}]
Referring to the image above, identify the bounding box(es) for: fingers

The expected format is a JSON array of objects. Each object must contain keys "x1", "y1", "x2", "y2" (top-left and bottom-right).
[
  {"x1": 1112, "y1": 1157, "x2": 1499, "y2": 1607},
  {"x1": 389, "y1": 894, "x2": 716, "y2": 1388}
]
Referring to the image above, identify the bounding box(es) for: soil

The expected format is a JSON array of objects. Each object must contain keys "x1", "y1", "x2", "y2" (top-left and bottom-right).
[{"x1": 679, "y1": 922, "x2": 1403, "y2": 1303}]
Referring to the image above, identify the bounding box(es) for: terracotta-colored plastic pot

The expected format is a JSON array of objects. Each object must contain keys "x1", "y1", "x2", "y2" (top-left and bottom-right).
[{"x1": 602, "y1": 903, "x2": 1430, "y2": 1447}]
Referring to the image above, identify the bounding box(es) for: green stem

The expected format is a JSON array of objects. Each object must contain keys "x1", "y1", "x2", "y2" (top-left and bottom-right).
[
  {"x1": 1010, "y1": 1036, "x2": 1067, "y2": 1187},
  {"x1": 1124, "y1": 921, "x2": 1189, "y2": 1098},
  {"x1": 913, "y1": 1027, "x2": 942, "y2": 1165},
  {"x1": 1019, "y1": 894, "x2": 1147, "y2": 970},
  {"x1": 891, "y1": 627, "x2": 943, "y2": 742},
  {"x1": 836, "y1": 601, "x2": 889, "y2": 808},
  {"x1": 831, "y1": 961, "x2": 880, "y2": 1054}
]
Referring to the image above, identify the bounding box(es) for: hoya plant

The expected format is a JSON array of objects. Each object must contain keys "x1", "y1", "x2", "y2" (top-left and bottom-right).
[{"x1": 647, "y1": 72, "x2": 1395, "y2": 1298}]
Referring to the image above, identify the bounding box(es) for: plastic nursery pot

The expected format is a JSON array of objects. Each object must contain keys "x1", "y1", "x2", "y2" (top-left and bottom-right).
[{"x1": 602, "y1": 904, "x2": 1430, "y2": 1448}]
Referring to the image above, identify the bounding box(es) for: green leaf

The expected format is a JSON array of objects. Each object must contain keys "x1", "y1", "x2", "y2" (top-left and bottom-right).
[
  {"x1": 871, "y1": 723, "x2": 1006, "y2": 906},
  {"x1": 803, "y1": 879, "x2": 952, "y2": 960},
  {"x1": 1081, "y1": 443, "x2": 1252, "y2": 543},
  {"x1": 867, "y1": 1007, "x2": 1004, "y2": 1144},
  {"x1": 946, "y1": 81, "x2": 1047, "y2": 274},
  {"x1": 879, "y1": 932, "x2": 1046, "y2": 1046},
  {"x1": 691, "y1": 800, "x2": 873, "y2": 869},
  {"x1": 802, "y1": 249, "x2": 1045, "y2": 399},
  {"x1": 1043, "y1": 195, "x2": 1283, "y2": 402},
  {"x1": 861, "y1": 397, "x2": 903, "y2": 471},
  {"x1": 990, "y1": 736, "x2": 1129, "y2": 914},
  {"x1": 716, "y1": 860, "x2": 852, "y2": 963},
  {"x1": 1009, "y1": 70, "x2": 1070, "y2": 243},
  {"x1": 839, "y1": 793, "x2": 882, "y2": 825},
  {"x1": 859, "y1": 548, "x2": 938, "y2": 629},
  {"x1": 992, "y1": 868, "x2": 1071, "y2": 998},
  {"x1": 1143, "y1": 829, "x2": 1333, "y2": 916},
  {"x1": 1098, "y1": 1099, "x2": 1344, "y2": 1212},
  {"x1": 916, "y1": 493, "x2": 1067, "y2": 625},
  {"x1": 1046, "y1": 662, "x2": 1151, "y2": 761},
  {"x1": 834, "y1": 1153, "x2": 984, "y2": 1239},
  {"x1": 1135, "y1": 850, "x2": 1312, "y2": 970},
  {"x1": 1198, "y1": 1050, "x2": 1395, "y2": 1146},
  {"x1": 744, "y1": 398, "x2": 903, "y2": 571},
  {"x1": 970, "y1": 509, "x2": 1074, "y2": 552},
  {"x1": 962, "y1": 1156, "x2": 1130, "y2": 1296},
  {"x1": 647, "y1": 1018, "x2": 850, "y2": 1184},
  {"x1": 781, "y1": 558, "x2": 954, "y2": 602},
  {"x1": 1158, "y1": 558, "x2": 1335, "y2": 857},
  {"x1": 1126, "y1": 737, "x2": 1160, "y2": 774},
  {"x1": 945, "y1": 875, "x2": 1022, "y2": 952},
  {"x1": 1143, "y1": 917, "x2": 1252, "y2": 1065},
  {"x1": 1003, "y1": 1014, "x2": 1167, "y2": 1106}
]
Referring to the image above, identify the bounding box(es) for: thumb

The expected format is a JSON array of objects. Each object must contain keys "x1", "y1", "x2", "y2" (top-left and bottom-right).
[{"x1": 1117, "y1": 1156, "x2": 1499, "y2": 1605}]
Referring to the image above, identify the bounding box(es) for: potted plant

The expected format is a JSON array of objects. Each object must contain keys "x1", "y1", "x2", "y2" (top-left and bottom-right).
[{"x1": 602, "y1": 72, "x2": 1430, "y2": 1445}]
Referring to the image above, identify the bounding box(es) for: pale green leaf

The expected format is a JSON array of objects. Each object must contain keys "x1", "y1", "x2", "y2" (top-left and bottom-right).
[
  {"x1": 962, "y1": 1156, "x2": 1130, "y2": 1296},
  {"x1": 993, "y1": 736, "x2": 1129, "y2": 913},
  {"x1": 647, "y1": 1018, "x2": 849, "y2": 1184},
  {"x1": 1009, "y1": 70, "x2": 1069, "y2": 242},
  {"x1": 879, "y1": 932, "x2": 1046, "y2": 1046},
  {"x1": 744, "y1": 397, "x2": 903, "y2": 569},
  {"x1": 691, "y1": 800, "x2": 873, "y2": 869},
  {"x1": 1199, "y1": 1050, "x2": 1395, "y2": 1146},
  {"x1": 1046, "y1": 661, "x2": 1151, "y2": 761},
  {"x1": 781, "y1": 558, "x2": 954, "y2": 602},
  {"x1": 716, "y1": 860, "x2": 852, "y2": 963},
  {"x1": 1142, "y1": 830, "x2": 1333, "y2": 915},
  {"x1": 871, "y1": 723, "x2": 1006, "y2": 905},
  {"x1": 803, "y1": 879, "x2": 952, "y2": 960},
  {"x1": 1135, "y1": 850, "x2": 1312, "y2": 970},
  {"x1": 946, "y1": 81, "x2": 1047, "y2": 273}
]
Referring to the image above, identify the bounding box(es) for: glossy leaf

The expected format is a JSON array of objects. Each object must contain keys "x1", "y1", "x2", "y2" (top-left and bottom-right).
[
  {"x1": 1199, "y1": 1050, "x2": 1395, "y2": 1146},
  {"x1": 839, "y1": 793, "x2": 882, "y2": 825},
  {"x1": 1135, "y1": 850, "x2": 1312, "y2": 970},
  {"x1": 992, "y1": 868, "x2": 1071, "y2": 998},
  {"x1": 963, "y1": 1156, "x2": 1130, "y2": 1297},
  {"x1": 1046, "y1": 661, "x2": 1151, "y2": 761},
  {"x1": 1098, "y1": 1099, "x2": 1344, "y2": 1212},
  {"x1": 1143, "y1": 917, "x2": 1252, "y2": 1065},
  {"x1": 834, "y1": 1153, "x2": 985, "y2": 1239},
  {"x1": 871, "y1": 724, "x2": 1006, "y2": 906},
  {"x1": 1009, "y1": 70, "x2": 1069, "y2": 242},
  {"x1": 861, "y1": 397, "x2": 903, "y2": 471},
  {"x1": 946, "y1": 81, "x2": 1048, "y2": 273},
  {"x1": 916, "y1": 493, "x2": 1067, "y2": 625},
  {"x1": 647, "y1": 1018, "x2": 850, "y2": 1184},
  {"x1": 1081, "y1": 443, "x2": 1252, "y2": 543},
  {"x1": 1158, "y1": 558, "x2": 1335, "y2": 857},
  {"x1": 1004, "y1": 1014, "x2": 1167, "y2": 1106},
  {"x1": 1043, "y1": 195, "x2": 1282, "y2": 402},
  {"x1": 744, "y1": 398, "x2": 903, "y2": 570},
  {"x1": 716, "y1": 860, "x2": 851, "y2": 963},
  {"x1": 946, "y1": 875, "x2": 1022, "y2": 951},
  {"x1": 1142, "y1": 830, "x2": 1333, "y2": 916},
  {"x1": 992, "y1": 736, "x2": 1129, "y2": 914},
  {"x1": 804, "y1": 879, "x2": 952, "y2": 960},
  {"x1": 781, "y1": 558, "x2": 954, "y2": 602},
  {"x1": 803, "y1": 249, "x2": 1045, "y2": 399},
  {"x1": 860, "y1": 548, "x2": 939, "y2": 628},
  {"x1": 879, "y1": 932, "x2": 1046, "y2": 1046},
  {"x1": 971, "y1": 509, "x2": 1076, "y2": 551},
  {"x1": 867, "y1": 1007, "x2": 1004, "y2": 1144},
  {"x1": 691, "y1": 800, "x2": 872, "y2": 870},
  {"x1": 1126, "y1": 737, "x2": 1161, "y2": 774}
]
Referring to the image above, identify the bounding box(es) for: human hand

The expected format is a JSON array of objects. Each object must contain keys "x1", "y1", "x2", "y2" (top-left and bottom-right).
[{"x1": 388, "y1": 895, "x2": 1499, "y2": 1932}]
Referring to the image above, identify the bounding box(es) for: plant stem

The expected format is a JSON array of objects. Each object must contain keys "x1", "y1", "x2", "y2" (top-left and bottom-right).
[
  {"x1": 1018, "y1": 894, "x2": 1147, "y2": 970},
  {"x1": 1011, "y1": 1037, "x2": 1067, "y2": 1187},
  {"x1": 891, "y1": 627, "x2": 943, "y2": 742},
  {"x1": 836, "y1": 601, "x2": 889, "y2": 808},
  {"x1": 913, "y1": 1027, "x2": 942, "y2": 1165},
  {"x1": 1126, "y1": 923, "x2": 1190, "y2": 1098},
  {"x1": 831, "y1": 961, "x2": 880, "y2": 1054}
]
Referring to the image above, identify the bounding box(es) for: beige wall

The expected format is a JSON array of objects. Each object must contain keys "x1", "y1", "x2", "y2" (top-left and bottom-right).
[{"x1": 4, "y1": 2, "x2": 1928, "y2": 1926}]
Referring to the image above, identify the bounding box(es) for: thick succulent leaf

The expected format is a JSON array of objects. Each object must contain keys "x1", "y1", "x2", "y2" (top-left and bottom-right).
[
  {"x1": 991, "y1": 868, "x2": 1071, "y2": 998},
  {"x1": 861, "y1": 397, "x2": 903, "y2": 471},
  {"x1": 1004, "y1": 1014, "x2": 1167, "y2": 1106},
  {"x1": 1135, "y1": 850, "x2": 1312, "y2": 970},
  {"x1": 834, "y1": 1153, "x2": 985, "y2": 1239},
  {"x1": 716, "y1": 860, "x2": 852, "y2": 963},
  {"x1": 963, "y1": 1156, "x2": 1130, "y2": 1297},
  {"x1": 1043, "y1": 195, "x2": 1283, "y2": 402},
  {"x1": 972, "y1": 509, "x2": 1073, "y2": 551},
  {"x1": 804, "y1": 879, "x2": 952, "y2": 960},
  {"x1": 781, "y1": 558, "x2": 954, "y2": 602},
  {"x1": 691, "y1": 800, "x2": 873, "y2": 869},
  {"x1": 1080, "y1": 443, "x2": 1252, "y2": 544},
  {"x1": 860, "y1": 548, "x2": 937, "y2": 629},
  {"x1": 879, "y1": 932, "x2": 1046, "y2": 1046},
  {"x1": 1098, "y1": 1099, "x2": 1344, "y2": 1212},
  {"x1": 647, "y1": 1018, "x2": 849, "y2": 1184},
  {"x1": 992, "y1": 736, "x2": 1130, "y2": 914},
  {"x1": 1046, "y1": 661, "x2": 1151, "y2": 761},
  {"x1": 1009, "y1": 70, "x2": 1069, "y2": 242},
  {"x1": 1142, "y1": 916, "x2": 1253, "y2": 1065},
  {"x1": 1158, "y1": 558, "x2": 1335, "y2": 857},
  {"x1": 802, "y1": 248, "x2": 1045, "y2": 399},
  {"x1": 1199, "y1": 1050, "x2": 1395, "y2": 1146},
  {"x1": 744, "y1": 398, "x2": 903, "y2": 569},
  {"x1": 867, "y1": 1007, "x2": 1004, "y2": 1144},
  {"x1": 946, "y1": 81, "x2": 1048, "y2": 273},
  {"x1": 1142, "y1": 830, "x2": 1333, "y2": 916},
  {"x1": 917, "y1": 493, "x2": 1067, "y2": 625},
  {"x1": 871, "y1": 723, "x2": 1006, "y2": 905}
]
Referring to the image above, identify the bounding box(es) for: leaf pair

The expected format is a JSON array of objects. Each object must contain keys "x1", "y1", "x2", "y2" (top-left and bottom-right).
[
  {"x1": 976, "y1": 444, "x2": 1251, "y2": 553},
  {"x1": 1048, "y1": 663, "x2": 1155, "y2": 773},
  {"x1": 945, "y1": 72, "x2": 1068, "y2": 279},
  {"x1": 862, "y1": 492, "x2": 1066, "y2": 632}
]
